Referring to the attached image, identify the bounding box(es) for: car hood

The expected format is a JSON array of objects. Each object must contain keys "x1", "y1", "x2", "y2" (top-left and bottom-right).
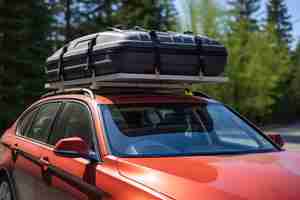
[{"x1": 117, "y1": 151, "x2": 300, "y2": 200}]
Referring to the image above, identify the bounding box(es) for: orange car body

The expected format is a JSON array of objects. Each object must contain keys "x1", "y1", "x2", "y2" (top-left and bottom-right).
[{"x1": 0, "y1": 94, "x2": 299, "y2": 200}]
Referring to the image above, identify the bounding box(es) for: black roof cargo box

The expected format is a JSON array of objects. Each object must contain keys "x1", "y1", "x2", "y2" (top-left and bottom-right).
[{"x1": 45, "y1": 28, "x2": 228, "y2": 88}]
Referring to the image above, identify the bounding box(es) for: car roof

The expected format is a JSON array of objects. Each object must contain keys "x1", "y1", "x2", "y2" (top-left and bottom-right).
[
  {"x1": 95, "y1": 94, "x2": 207, "y2": 104},
  {"x1": 39, "y1": 93, "x2": 216, "y2": 104}
]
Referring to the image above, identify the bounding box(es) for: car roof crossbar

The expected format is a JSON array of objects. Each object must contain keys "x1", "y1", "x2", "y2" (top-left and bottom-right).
[{"x1": 45, "y1": 73, "x2": 228, "y2": 91}]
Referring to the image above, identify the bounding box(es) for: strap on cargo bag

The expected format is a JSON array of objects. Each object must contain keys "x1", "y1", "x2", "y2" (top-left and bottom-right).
[
  {"x1": 85, "y1": 37, "x2": 97, "y2": 88},
  {"x1": 85, "y1": 38, "x2": 97, "y2": 73},
  {"x1": 150, "y1": 31, "x2": 161, "y2": 75},
  {"x1": 58, "y1": 45, "x2": 68, "y2": 81},
  {"x1": 195, "y1": 36, "x2": 204, "y2": 76}
]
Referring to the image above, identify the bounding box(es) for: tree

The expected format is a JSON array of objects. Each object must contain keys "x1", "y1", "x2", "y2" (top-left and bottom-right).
[
  {"x1": 292, "y1": 40, "x2": 300, "y2": 66},
  {"x1": 288, "y1": 41, "x2": 300, "y2": 115},
  {"x1": 49, "y1": 0, "x2": 177, "y2": 46},
  {"x1": 117, "y1": 0, "x2": 177, "y2": 30},
  {"x1": 177, "y1": 0, "x2": 229, "y2": 102},
  {"x1": 226, "y1": 0, "x2": 261, "y2": 69},
  {"x1": 222, "y1": 0, "x2": 261, "y2": 112},
  {"x1": 228, "y1": 0, "x2": 261, "y2": 31},
  {"x1": 264, "y1": 0, "x2": 293, "y2": 122},
  {"x1": 177, "y1": 0, "x2": 292, "y2": 122},
  {"x1": 223, "y1": 1, "x2": 291, "y2": 121},
  {"x1": 178, "y1": 0, "x2": 200, "y2": 33},
  {"x1": 178, "y1": 0, "x2": 225, "y2": 36},
  {"x1": 49, "y1": 0, "x2": 84, "y2": 44},
  {"x1": 75, "y1": 0, "x2": 120, "y2": 33},
  {"x1": 266, "y1": 0, "x2": 293, "y2": 46},
  {"x1": 0, "y1": 0, "x2": 52, "y2": 132},
  {"x1": 225, "y1": 27, "x2": 290, "y2": 121},
  {"x1": 65, "y1": 0, "x2": 72, "y2": 41}
]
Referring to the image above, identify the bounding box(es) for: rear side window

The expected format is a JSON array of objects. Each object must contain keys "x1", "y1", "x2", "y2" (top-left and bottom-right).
[
  {"x1": 50, "y1": 102, "x2": 94, "y2": 150},
  {"x1": 27, "y1": 103, "x2": 61, "y2": 143},
  {"x1": 18, "y1": 109, "x2": 39, "y2": 136}
]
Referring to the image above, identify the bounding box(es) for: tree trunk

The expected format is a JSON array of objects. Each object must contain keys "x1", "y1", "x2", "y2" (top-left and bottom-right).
[{"x1": 65, "y1": 0, "x2": 72, "y2": 42}]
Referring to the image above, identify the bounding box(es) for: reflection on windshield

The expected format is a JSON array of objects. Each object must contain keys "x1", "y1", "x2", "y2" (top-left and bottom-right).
[{"x1": 100, "y1": 103, "x2": 276, "y2": 157}]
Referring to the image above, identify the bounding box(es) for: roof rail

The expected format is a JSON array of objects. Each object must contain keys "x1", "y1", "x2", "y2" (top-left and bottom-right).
[
  {"x1": 41, "y1": 88, "x2": 95, "y2": 99},
  {"x1": 41, "y1": 86, "x2": 214, "y2": 100}
]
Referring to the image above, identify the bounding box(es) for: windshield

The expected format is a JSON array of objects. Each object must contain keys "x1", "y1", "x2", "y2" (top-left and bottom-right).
[{"x1": 100, "y1": 103, "x2": 277, "y2": 157}]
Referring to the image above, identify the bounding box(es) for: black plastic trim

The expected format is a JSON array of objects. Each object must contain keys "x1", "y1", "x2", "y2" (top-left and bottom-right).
[
  {"x1": 7, "y1": 147, "x2": 107, "y2": 199},
  {"x1": 224, "y1": 104, "x2": 283, "y2": 151},
  {"x1": 47, "y1": 165, "x2": 107, "y2": 199}
]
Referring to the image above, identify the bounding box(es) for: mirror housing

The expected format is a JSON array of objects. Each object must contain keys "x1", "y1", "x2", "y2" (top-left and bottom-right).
[
  {"x1": 54, "y1": 137, "x2": 89, "y2": 159},
  {"x1": 266, "y1": 132, "x2": 285, "y2": 148}
]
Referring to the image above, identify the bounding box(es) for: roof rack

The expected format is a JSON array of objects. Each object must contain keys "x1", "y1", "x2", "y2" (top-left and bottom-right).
[
  {"x1": 42, "y1": 87, "x2": 214, "y2": 100},
  {"x1": 45, "y1": 73, "x2": 228, "y2": 91},
  {"x1": 43, "y1": 73, "x2": 228, "y2": 99}
]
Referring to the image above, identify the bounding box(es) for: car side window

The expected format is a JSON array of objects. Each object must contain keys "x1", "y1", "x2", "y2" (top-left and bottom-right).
[
  {"x1": 50, "y1": 102, "x2": 94, "y2": 150},
  {"x1": 27, "y1": 103, "x2": 61, "y2": 143},
  {"x1": 18, "y1": 108, "x2": 39, "y2": 136}
]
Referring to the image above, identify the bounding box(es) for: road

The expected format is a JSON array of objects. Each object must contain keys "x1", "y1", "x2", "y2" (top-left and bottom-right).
[{"x1": 266, "y1": 122, "x2": 300, "y2": 151}]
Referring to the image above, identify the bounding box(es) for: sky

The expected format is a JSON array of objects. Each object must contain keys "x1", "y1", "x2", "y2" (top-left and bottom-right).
[{"x1": 175, "y1": 0, "x2": 300, "y2": 45}]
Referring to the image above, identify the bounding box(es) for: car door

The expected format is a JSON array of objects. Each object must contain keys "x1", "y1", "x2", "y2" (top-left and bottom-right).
[
  {"x1": 38, "y1": 100, "x2": 103, "y2": 200},
  {"x1": 13, "y1": 102, "x2": 62, "y2": 200}
]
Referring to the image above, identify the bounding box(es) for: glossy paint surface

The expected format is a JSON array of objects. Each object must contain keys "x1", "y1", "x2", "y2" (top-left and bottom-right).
[
  {"x1": 117, "y1": 151, "x2": 300, "y2": 200},
  {"x1": 0, "y1": 94, "x2": 299, "y2": 200}
]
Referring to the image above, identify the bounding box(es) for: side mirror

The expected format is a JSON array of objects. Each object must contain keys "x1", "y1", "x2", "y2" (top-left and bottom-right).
[
  {"x1": 266, "y1": 132, "x2": 285, "y2": 148},
  {"x1": 54, "y1": 137, "x2": 89, "y2": 159}
]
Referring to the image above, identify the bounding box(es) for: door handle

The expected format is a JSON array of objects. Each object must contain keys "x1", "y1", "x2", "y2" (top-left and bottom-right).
[
  {"x1": 40, "y1": 156, "x2": 52, "y2": 185},
  {"x1": 11, "y1": 143, "x2": 19, "y2": 162},
  {"x1": 40, "y1": 157, "x2": 50, "y2": 166}
]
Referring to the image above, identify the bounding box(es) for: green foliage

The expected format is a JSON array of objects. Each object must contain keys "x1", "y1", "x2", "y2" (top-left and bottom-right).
[
  {"x1": 0, "y1": 0, "x2": 52, "y2": 132},
  {"x1": 292, "y1": 41, "x2": 300, "y2": 66},
  {"x1": 288, "y1": 42, "x2": 300, "y2": 114},
  {"x1": 117, "y1": 0, "x2": 177, "y2": 30},
  {"x1": 263, "y1": 0, "x2": 294, "y2": 122},
  {"x1": 178, "y1": 0, "x2": 225, "y2": 36},
  {"x1": 178, "y1": 0, "x2": 199, "y2": 33},
  {"x1": 180, "y1": 0, "x2": 292, "y2": 122},
  {"x1": 0, "y1": 0, "x2": 178, "y2": 133},
  {"x1": 50, "y1": 0, "x2": 177, "y2": 45},
  {"x1": 0, "y1": 0, "x2": 298, "y2": 133},
  {"x1": 267, "y1": 0, "x2": 293, "y2": 46},
  {"x1": 225, "y1": 27, "x2": 290, "y2": 120},
  {"x1": 228, "y1": 0, "x2": 261, "y2": 31}
]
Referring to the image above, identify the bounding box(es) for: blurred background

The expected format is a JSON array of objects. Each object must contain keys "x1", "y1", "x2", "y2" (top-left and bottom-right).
[{"x1": 0, "y1": 0, "x2": 300, "y2": 134}]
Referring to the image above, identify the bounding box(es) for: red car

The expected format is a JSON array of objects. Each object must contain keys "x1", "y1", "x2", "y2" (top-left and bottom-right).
[{"x1": 0, "y1": 89, "x2": 299, "y2": 200}]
